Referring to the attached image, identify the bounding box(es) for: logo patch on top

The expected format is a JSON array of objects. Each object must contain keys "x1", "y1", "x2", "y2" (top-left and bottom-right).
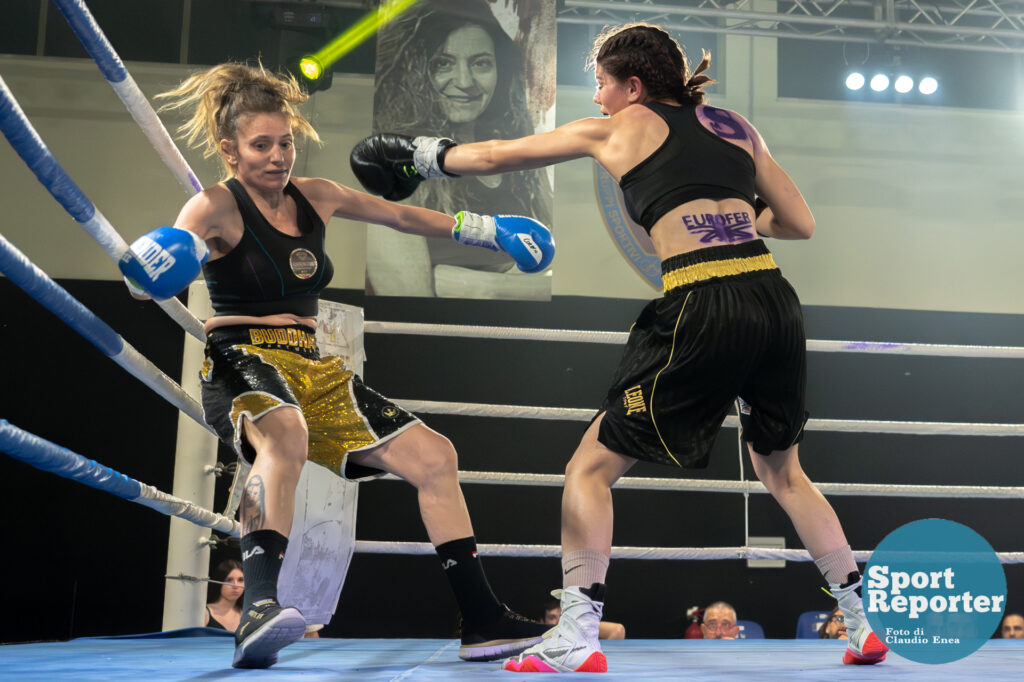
[
  {"x1": 594, "y1": 163, "x2": 661, "y2": 290},
  {"x1": 381, "y1": 405, "x2": 399, "y2": 419},
  {"x1": 289, "y1": 248, "x2": 318, "y2": 279}
]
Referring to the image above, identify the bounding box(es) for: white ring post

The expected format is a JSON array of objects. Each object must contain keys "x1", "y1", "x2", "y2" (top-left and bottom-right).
[{"x1": 162, "y1": 281, "x2": 218, "y2": 630}]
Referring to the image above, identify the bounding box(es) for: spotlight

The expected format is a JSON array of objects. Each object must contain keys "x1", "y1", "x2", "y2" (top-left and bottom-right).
[
  {"x1": 285, "y1": 0, "x2": 420, "y2": 95},
  {"x1": 870, "y1": 74, "x2": 890, "y2": 92},
  {"x1": 299, "y1": 55, "x2": 324, "y2": 81},
  {"x1": 894, "y1": 75, "x2": 914, "y2": 94},
  {"x1": 919, "y1": 77, "x2": 938, "y2": 95},
  {"x1": 287, "y1": 54, "x2": 333, "y2": 94},
  {"x1": 845, "y1": 72, "x2": 865, "y2": 91}
]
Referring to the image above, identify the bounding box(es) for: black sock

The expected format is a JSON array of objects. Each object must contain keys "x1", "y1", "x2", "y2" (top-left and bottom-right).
[
  {"x1": 240, "y1": 529, "x2": 288, "y2": 610},
  {"x1": 840, "y1": 570, "x2": 862, "y2": 596},
  {"x1": 581, "y1": 582, "x2": 607, "y2": 602},
  {"x1": 436, "y1": 536, "x2": 504, "y2": 627}
]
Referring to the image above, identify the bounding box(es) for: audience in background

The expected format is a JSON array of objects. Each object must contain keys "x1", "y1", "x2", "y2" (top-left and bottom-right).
[
  {"x1": 1000, "y1": 612, "x2": 1024, "y2": 638},
  {"x1": 818, "y1": 606, "x2": 848, "y2": 639},
  {"x1": 543, "y1": 595, "x2": 626, "y2": 640},
  {"x1": 700, "y1": 601, "x2": 740, "y2": 640},
  {"x1": 205, "y1": 559, "x2": 244, "y2": 631}
]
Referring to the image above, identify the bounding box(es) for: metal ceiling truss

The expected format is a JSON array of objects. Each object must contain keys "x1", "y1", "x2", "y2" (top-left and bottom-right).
[{"x1": 559, "y1": 0, "x2": 1024, "y2": 55}]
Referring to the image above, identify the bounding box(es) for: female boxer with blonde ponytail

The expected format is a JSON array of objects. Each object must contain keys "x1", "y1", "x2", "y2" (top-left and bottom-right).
[
  {"x1": 353, "y1": 23, "x2": 887, "y2": 673},
  {"x1": 133, "y1": 61, "x2": 552, "y2": 669}
]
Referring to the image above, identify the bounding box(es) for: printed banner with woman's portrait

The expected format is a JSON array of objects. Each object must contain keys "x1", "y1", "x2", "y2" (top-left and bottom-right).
[{"x1": 367, "y1": 0, "x2": 555, "y2": 300}]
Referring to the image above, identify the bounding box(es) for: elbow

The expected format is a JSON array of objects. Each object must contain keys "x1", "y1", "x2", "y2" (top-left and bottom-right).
[
  {"x1": 791, "y1": 209, "x2": 815, "y2": 240},
  {"x1": 465, "y1": 141, "x2": 505, "y2": 174},
  {"x1": 475, "y1": 147, "x2": 501, "y2": 174},
  {"x1": 390, "y1": 207, "x2": 416, "y2": 234},
  {"x1": 800, "y1": 219, "x2": 815, "y2": 240}
]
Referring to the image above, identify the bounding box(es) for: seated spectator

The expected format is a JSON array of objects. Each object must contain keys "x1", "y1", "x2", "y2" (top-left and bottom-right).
[
  {"x1": 205, "y1": 559, "x2": 243, "y2": 631},
  {"x1": 701, "y1": 601, "x2": 740, "y2": 640},
  {"x1": 818, "y1": 606, "x2": 848, "y2": 639},
  {"x1": 543, "y1": 595, "x2": 626, "y2": 640},
  {"x1": 1000, "y1": 613, "x2": 1024, "y2": 639}
]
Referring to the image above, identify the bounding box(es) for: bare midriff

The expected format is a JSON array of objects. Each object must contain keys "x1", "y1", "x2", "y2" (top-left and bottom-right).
[
  {"x1": 204, "y1": 313, "x2": 317, "y2": 335},
  {"x1": 649, "y1": 197, "x2": 758, "y2": 262}
]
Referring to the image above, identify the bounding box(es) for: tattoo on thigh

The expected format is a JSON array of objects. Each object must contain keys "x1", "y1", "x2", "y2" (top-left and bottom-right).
[{"x1": 241, "y1": 475, "x2": 266, "y2": 532}]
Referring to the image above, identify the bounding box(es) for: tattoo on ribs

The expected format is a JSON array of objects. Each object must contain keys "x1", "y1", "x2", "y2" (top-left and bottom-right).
[{"x1": 241, "y1": 475, "x2": 267, "y2": 532}]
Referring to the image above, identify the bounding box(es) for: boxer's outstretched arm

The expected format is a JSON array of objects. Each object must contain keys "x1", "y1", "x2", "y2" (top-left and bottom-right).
[{"x1": 443, "y1": 117, "x2": 611, "y2": 175}]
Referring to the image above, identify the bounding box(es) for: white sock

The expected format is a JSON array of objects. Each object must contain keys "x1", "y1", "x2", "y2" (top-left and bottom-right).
[
  {"x1": 561, "y1": 550, "x2": 609, "y2": 590},
  {"x1": 815, "y1": 544, "x2": 859, "y2": 586}
]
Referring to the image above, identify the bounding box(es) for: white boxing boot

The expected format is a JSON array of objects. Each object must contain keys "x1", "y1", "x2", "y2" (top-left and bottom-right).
[
  {"x1": 831, "y1": 572, "x2": 888, "y2": 665},
  {"x1": 502, "y1": 583, "x2": 608, "y2": 673}
]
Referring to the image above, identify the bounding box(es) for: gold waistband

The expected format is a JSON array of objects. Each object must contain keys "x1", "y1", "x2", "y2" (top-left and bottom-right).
[
  {"x1": 661, "y1": 252, "x2": 778, "y2": 292},
  {"x1": 245, "y1": 326, "x2": 317, "y2": 350}
]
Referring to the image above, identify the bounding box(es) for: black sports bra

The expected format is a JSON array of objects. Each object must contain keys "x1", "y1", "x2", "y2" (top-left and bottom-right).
[
  {"x1": 619, "y1": 102, "x2": 756, "y2": 233},
  {"x1": 203, "y1": 178, "x2": 334, "y2": 317}
]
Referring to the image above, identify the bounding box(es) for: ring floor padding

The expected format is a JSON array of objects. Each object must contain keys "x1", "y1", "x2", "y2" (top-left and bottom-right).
[{"x1": 1, "y1": 635, "x2": 1021, "y2": 680}]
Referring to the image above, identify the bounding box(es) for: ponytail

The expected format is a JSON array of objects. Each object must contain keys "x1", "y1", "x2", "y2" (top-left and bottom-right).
[{"x1": 681, "y1": 50, "x2": 714, "y2": 105}]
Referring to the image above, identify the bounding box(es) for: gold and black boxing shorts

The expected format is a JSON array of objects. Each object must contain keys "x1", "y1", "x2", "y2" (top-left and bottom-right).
[
  {"x1": 199, "y1": 325, "x2": 419, "y2": 481},
  {"x1": 597, "y1": 240, "x2": 809, "y2": 468}
]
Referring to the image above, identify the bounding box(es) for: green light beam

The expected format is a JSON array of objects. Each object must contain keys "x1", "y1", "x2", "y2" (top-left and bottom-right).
[{"x1": 301, "y1": 0, "x2": 420, "y2": 80}]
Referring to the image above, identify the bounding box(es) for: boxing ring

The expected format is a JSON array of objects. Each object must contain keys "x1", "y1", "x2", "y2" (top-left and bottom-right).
[
  {"x1": 4, "y1": 636, "x2": 1023, "y2": 681},
  {"x1": 2, "y1": 0, "x2": 1024, "y2": 678}
]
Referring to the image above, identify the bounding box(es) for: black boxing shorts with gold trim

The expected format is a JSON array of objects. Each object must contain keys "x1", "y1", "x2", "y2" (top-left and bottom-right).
[
  {"x1": 200, "y1": 325, "x2": 419, "y2": 481},
  {"x1": 597, "y1": 239, "x2": 808, "y2": 468}
]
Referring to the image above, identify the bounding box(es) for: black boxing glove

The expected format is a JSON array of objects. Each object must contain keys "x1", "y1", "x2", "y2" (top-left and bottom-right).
[{"x1": 349, "y1": 134, "x2": 459, "y2": 201}]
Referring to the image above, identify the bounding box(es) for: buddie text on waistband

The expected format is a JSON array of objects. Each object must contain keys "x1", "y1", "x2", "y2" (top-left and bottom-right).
[{"x1": 247, "y1": 327, "x2": 317, "y2": 350}]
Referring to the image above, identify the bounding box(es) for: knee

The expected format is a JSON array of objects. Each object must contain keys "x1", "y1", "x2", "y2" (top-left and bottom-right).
[
  {"x1": 564, "y1": 452, "x2": 586, "y2": 482},
  {"x1": 260, "y1": 410, "x2": 309, "y2": 468},
  {"x1": 281, "y1": 432, "x2": 309, "y2": 468},
  {"x1": 753, "y1": 455, "x2": 806, "y2": 495},
  {"x1": 417, "y1": 431, "x2": 458, "y2": 483},
  {"x1": 564, "y1": 448, "x2": 609, "y2": 488}
]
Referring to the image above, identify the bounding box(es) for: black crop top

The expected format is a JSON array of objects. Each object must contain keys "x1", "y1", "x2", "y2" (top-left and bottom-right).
[
  {"x1": 619, "y1": 102, "x2": 756, "y2": 233},
  {"x1": 203, "y1": 178, "x2": 334, "y2": 317}
]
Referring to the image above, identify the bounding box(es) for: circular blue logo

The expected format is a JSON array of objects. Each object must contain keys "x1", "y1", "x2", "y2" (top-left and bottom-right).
[
  {"x1": 593, "y1": 163, "x2": 661, "y2": 291},
  {"x1": 864, "y1": 518, "x2": 1006, "y2": 663}
]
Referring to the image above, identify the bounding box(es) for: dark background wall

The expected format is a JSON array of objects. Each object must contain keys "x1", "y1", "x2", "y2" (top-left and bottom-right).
[{"x1": 2, "y1": 280, "x2": 1022, "y2": 643}]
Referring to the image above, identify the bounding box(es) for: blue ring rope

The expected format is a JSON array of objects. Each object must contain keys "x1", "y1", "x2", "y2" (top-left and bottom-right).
[
  {"x1": 0, "y1": 233, "x2": 124, "y2": 357},
  {"x1": 0, "y1": 420, "x2": 141, "y2": 500},
  {"x1": 53, "y1": 0, "x2": 129, "y2": 84},
  {"x1": 0, "y1": 79, "x2": 96, "y2": 224},
  {"x1": 52, "y1": 0, "x2": 205, "y2": 197}
]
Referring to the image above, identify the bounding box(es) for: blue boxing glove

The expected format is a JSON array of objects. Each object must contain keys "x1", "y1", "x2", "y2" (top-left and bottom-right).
[
  {"x1": 452, "y1": 211, "x2": 555, "y2": 273},
  {"x1": 119, "y1": 226, "x2": 209, "y2": 299}
]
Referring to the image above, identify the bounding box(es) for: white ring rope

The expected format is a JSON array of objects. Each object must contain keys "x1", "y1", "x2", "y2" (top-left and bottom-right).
[
  {"x1": 165, "y1": 574, "x2": 239, "y2": 586},
  {"x1": 378, "y1": 472, "x2": 1024, "y2": 500},
  {"x1": 134, "y1": 483, "x2": 239, "y2": 536},
  {"x1": 354, "y1": 541, "x2": 1024, "y2": 564},
  {"x1": 33, "y1": 3, "x2": 1018, "y2": 580},
  {"x1": 394, "y1": 399, "x2": 1024, "y2": 436},
  {"x1": 365, "y1": 321, "x2": 1024, "y2": 359}
]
